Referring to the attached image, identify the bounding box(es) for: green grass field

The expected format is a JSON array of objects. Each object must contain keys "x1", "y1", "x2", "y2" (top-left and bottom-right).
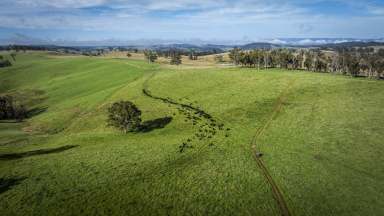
[{"x1": 1, "y1": 52, "x2": 383, "y2": 216}]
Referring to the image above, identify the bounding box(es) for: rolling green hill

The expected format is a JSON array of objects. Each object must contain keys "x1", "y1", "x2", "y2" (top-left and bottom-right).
[{"x1": 1, "y1": 52, "x2": 383, "y2": 216}]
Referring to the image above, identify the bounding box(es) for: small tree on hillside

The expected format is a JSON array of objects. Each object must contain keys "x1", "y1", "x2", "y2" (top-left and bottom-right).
[
  {"x1": 144, "y1": 50, "x2": 158, "y2": 63},
  {"x1": 304, "y1": 55, "x2": 312, "y2": 71},
  {"x1": 13, "y1": 104, "x2": 27, "y2": 121},
  {"x1": 188, "y1": 50, "x2": 198, "y2": 60},
  {"x1": 229, "y1": 48, "x2": 241, "y2": 65},
  {"x1": 0, "y1": 95, "x2": 27, "y2": 121},
  {"x1": 170, "y1": 51, "x2": 182, "y2": 65},
  {"x1": 0, "y1": 59, "x2": 12, "y2": 68},
  {"x1": 108, "y1": 101, "x2": 142, "y2": 133},
  {"x1": 126, "y1": 53, "x2": 132, "y2": 58}
]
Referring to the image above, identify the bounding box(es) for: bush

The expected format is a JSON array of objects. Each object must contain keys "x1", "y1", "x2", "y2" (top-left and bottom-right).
[
  {"x1": 170, "y1": 53, "x2": 182, "y2": 65},
  {"x1": 0, "y1": 95, "x2": 27, "y2": 121},
  {"x1": 108, "y1": 101, "x2": 142, "y2": 132},
  {"x1": 143, "y1": 50, "x2": 158, "y2": 63},
  {"x1": 14, "y1": 105, "x2": 28, "y2": 121},
  {"x1": 0, "y1": 59, "x2": 12, "y2": 68},
  {"x1": 0, "y1": 95, "x2": 14, "y2": 119}
]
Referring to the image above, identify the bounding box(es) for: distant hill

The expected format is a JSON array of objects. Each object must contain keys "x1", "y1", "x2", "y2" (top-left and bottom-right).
[
  {"x1": 240, "y1": 42, "x2": 281, "y2": 49},
  {"x1": 149, "y1": 43, "x2": 232, "y2": 52},
  {"x1": 2, "y1": 41, "x2": 384, "y2": 54},
  {"x1": 319, "y1": 41, "x2": 384, "y2": 48}
]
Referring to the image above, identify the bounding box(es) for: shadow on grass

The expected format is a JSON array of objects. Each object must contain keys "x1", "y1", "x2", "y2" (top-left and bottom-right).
[
  {"x1": 27, "y1": 106, "x2": 48, "y2": 118},
  {"x1": 0, "y1": 145, "x2": 79, "y2": 160},
  {"x1": 0, "y1": 177, "x2": 27, "y2": 194},
  {"x1": 138, "y1": 117, "x2": 173, "y2": 133},
  {"x1": 0, "y1": 107, "x2": 47, "y2": 123}
]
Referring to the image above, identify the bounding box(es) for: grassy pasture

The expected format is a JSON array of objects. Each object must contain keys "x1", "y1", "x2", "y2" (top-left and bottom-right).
[{"x1": 0, "y1": 52, "x2": 383, "y2": 215}]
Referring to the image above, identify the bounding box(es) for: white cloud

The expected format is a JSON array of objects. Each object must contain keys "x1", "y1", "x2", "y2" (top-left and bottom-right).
[
  {"x1": 13, "y1": 0, "x2": 107, "y2": 8},
  {"x1": 0, "y1": 0, "x2": 383, "y2": 40}
]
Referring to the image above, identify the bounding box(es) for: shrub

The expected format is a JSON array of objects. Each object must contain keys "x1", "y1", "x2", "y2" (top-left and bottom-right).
[
  {"x1": 13, "y1": 105, "x2": 28, "y2": 121},
  {"x1": 143, "y1": 50, "x2": 158, "y2": 63},
  {"x1": 0, "y1": 95, "x2": 27, "y2": 121},
  {"x1": 0, "y1": 59, "x2": 12, "y2": 68},
  {"x1": 170, "y1": 53, "x2": 182, "y2": 65},
  {"x1": 108, "y1": 101, "x2": 142, "y2": 132},
  {"x1": 0, "y1": 95, "x2": 14, "y2": 119}
]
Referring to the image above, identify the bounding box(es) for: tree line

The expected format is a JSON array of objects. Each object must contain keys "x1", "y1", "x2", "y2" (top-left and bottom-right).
[
  {"x1": 144, "y1": 49, "x2": 183, "y2": 65},
  {"x1": 229, "y1": 47, "x2": 384, "y2": 79}
]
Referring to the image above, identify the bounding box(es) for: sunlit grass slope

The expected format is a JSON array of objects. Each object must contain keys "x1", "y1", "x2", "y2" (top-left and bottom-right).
[{"x1": 0, "y1": 52, "x2": 383, "y2": 216}]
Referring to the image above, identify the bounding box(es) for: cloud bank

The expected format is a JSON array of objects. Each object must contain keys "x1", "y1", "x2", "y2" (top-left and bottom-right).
[{"x1": 0, "y1": 0, "x2": 384, "y2": 43}]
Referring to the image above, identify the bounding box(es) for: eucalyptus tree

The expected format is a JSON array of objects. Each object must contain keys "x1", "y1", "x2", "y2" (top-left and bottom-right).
[
  {"x1": 144, "y1": 50, "x2": 158, "y2": 63},
  {"x1": 170, "y1": 50, "x2": 182, "y2": 65},
  {"x1": 229, "y1": 48, "x2": 242, "y2": 65}
]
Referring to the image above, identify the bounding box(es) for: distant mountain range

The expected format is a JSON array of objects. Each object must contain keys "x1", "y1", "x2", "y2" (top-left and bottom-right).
[
  {"x1": 147, "y1": 41, "x2": 384, "y2": 51},
  {"x1": 1, "y1": 33, "x2": 384, "y2": 52},
  {"x1": 1, "y1": 33, "x2": 383, "y2": 47}
]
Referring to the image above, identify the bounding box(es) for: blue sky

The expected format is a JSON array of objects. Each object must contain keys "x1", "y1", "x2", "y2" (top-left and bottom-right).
[{"x1": 0, "y1": 0, "x2": 384, "y2": 44}]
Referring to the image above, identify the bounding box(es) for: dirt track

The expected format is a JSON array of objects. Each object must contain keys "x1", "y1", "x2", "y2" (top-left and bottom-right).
[
  {"x1": 250, "y1": 80, "x2": 295, "y2": 216},
  {"x1": 143, "y1": 71, "x2": 294, "y2": 215}
]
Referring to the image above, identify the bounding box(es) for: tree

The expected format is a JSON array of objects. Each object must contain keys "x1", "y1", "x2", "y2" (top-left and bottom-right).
[
  {"x1": 344, "y1": 53, "x2": 360, "y2": 77},
  {"x1": 373, "y1": 58, "x2": 384, "y2": 79},
  {"x1": 144, "y1": 50, "x2": 158, "y2": 63},
  {"x1": 189, "y1": 50, "x2": 198, "y2": 60},
  {"x1": 226, "y1": 47, "x2": 379, "y2": 78},
  {"x1": 229, "y1": 48, "x2": 241, "y2": 65},
  {"x1": 107, "y1": 101, "x2": 142, "y2": 133},
  {"x1": 0, "y1": 95, "x2": 14, "y2": 119},
  {"x1": 13, "y1": 105, "x2": 27, "y2": 121},
  {"x1": 330, "y1": 52, "x2": 341, "y2": 73},
  {"x1": 0, "y1": 95, "x2": 27, "y2": 121},
  {"x1": 170, "y1": 50, "x2": 182, "y2": 65},
  {"x1": 0, "y1": 59, "x2": 12, "y2": 68},
  {"x1": 126, "y1": 53, "x2": 132, "y2": 58},
  {"x1": 263, "y1": 51, "x2": 270, "y2": 69}
]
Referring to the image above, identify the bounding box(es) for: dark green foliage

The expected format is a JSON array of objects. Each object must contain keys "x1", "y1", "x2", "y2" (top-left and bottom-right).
[
  {"x1": 0, "y1": 95, "x2": 13, "y2": 119},
  {"x1": 13, "y1": 105, "x2": 28, "y2": 121},
  {"x1": 108, "y1": 101, "x2": 142, "y2": 132},
  {"x1": 0, "y1": 95, "x2": 27, "y2": 121},
  {"x1": 170, "y1": 51, "x2": 182, "y2": 65},
  {"x1": 189, "y1": 50, "x2": 198, "y2": 60},
  {"x1": 126, "y1": 53, "x2": 132, "y2": 57},
  {"x1": 229, "y1": 47, "x2": 384, "y2": 78},
  {"x1": 0, "y1": 59, "x2": 12, "y2": 67},
  {"x1": 143, "y1": 50, "x2": 158, "y2": 63},
  {"x1": 229, "y1": 48, "x2": 241, "y2": 65}
]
